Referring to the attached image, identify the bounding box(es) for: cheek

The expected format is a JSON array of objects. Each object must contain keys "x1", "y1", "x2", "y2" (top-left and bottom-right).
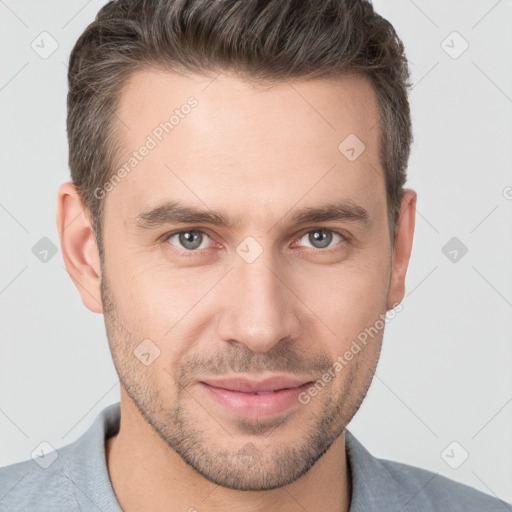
[
  {"x1": 121, "y1": 279, "x2": 186, "y2": 343},
  {"x1": 299, "y1": 254, "x2": 390, "y2": 346},
  {"x1": 308, "y1": 253, "x2": 389, "y2": 303},
  {"x1": 105, "y1": 258, "x2": 213, "y2": 365},
  {"x1": 106, "y1": 247, "x2": 181, "y2": 319}
]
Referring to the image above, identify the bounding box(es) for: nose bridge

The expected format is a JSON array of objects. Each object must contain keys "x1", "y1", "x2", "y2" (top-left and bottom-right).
[{"x1": 216, "y1": 242, "x2": 301, "y2": 353}]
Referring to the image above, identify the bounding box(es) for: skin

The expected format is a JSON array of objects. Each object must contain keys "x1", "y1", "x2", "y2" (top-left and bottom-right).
[{"x1": 57, "y1": 69, "x2": 416, "y2": 512}]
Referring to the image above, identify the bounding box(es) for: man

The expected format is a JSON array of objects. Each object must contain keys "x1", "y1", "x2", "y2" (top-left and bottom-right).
[{"x1": 0, "y1": 0, "x2": 509, "y2": 511}]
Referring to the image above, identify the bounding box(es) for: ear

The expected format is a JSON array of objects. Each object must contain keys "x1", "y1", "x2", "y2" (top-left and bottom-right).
[
  {"x1": 56, "y1": 182, "x2": 103, "y2": 314},
  {"x1": 387, "y1": 188, "x2": 417, "y2": 310}
]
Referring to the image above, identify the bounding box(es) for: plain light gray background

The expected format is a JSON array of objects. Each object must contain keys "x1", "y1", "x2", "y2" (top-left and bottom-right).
[{"x1": 1, "y1": 0, "x2": 511, "y2": 504}]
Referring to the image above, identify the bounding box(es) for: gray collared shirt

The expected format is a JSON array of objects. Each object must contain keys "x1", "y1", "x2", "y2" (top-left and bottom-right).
[{"x1": 0, "y1": 402, "x2": 510, "y2": 511}]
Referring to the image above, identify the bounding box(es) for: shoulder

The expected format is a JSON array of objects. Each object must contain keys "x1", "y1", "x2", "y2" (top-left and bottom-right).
[
  {"x1": 0, "y1": 402, "x2": 121, "y2": 511},
  {"x1": 344, "y1": 430, "x2": 511, "y2": 512},
  {"x1": 379, "y1": 457, "x2": 511, "y2": 511},
  {"x1": 0, "y1": 444, "x2": 79, "y2": 511}
]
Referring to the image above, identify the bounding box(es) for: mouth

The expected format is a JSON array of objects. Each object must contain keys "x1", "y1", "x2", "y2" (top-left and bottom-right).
[{"x1": 198, "y1": 376, "x2": 314, "y2": 420}]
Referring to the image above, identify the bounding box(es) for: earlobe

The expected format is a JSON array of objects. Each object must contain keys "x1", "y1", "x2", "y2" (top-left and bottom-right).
[
  {"x1": 387, "y1": 189, "x2": 417, "y2": 310},
  {"x1": 56, "y1": 182, "x2": 104, "y2": 314}
]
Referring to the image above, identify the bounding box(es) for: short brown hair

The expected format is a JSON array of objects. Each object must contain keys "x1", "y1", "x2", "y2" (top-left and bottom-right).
[{"x1": 67, "y1": 0, "x2": 412, "y2": 260}]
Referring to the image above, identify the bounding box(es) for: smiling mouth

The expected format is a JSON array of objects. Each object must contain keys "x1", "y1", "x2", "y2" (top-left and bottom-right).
[
  {"x1": 198, "y1": 378, "x2": 314, "y2": 420},
  {"x1": 199, "y1": 375, "x2": 314, "y2": 393}
]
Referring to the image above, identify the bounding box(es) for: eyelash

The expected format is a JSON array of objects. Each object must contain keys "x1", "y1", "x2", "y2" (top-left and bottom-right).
[{"x1": 161, "y1": 228, "x2": 349, "y2": 258}]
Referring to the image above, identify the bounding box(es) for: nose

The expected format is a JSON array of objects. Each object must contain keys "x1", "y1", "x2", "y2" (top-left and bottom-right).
[{"x1": 215, "y1": 249, "x2": 302, "y2": 354}]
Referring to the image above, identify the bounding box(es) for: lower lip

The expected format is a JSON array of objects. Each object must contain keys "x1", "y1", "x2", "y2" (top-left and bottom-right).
[{"x1": 199, "y1": 382, "x2": 313, "y2": 420}]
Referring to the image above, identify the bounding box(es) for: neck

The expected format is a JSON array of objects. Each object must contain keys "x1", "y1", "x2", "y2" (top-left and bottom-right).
[{"x1": 106, "y1": 396, "x2": 352, "y2": 512}]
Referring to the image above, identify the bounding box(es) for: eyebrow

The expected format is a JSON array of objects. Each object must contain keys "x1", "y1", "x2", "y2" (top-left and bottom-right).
[{"x1": 133, "y1": 199, "x2": 370, "y2": 231}]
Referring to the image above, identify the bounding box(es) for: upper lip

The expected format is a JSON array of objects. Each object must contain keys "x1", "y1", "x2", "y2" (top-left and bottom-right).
[{"x1": 200, "y1": 375, "x2": 314, "y2": 393}]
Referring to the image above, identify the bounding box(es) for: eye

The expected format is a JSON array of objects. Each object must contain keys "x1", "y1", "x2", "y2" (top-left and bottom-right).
[
  {"x1": 162, "y1": 227, "x2": 347, "y2": 257},
  {"x1": 166, "y1": 230, "x2": 212, "y2": 252},
  {"x1": 296, "y1": 228, "x2": 345, "y2": 251}
]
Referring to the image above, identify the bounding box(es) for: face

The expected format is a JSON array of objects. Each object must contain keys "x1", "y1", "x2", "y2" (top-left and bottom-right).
[{"x1": 71, "y1": 69, "x2": 414, "y2": 491}]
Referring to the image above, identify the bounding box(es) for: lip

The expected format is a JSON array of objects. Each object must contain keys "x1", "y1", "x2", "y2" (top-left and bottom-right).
[
  {"x1": 200, "y1": 375, "x2": 313, "y2": 393},
  {"x1": 198, "y1": 376, "x2": 314, "y2": 420}
]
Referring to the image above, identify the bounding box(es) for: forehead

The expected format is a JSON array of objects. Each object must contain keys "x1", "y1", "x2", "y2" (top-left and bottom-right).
[
  {"x1": 107, "y1": 68, "x2": 384, "y2": 228},
  {"x1": 116, "y1": 68, "x2": 380, "y2": 147}
]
